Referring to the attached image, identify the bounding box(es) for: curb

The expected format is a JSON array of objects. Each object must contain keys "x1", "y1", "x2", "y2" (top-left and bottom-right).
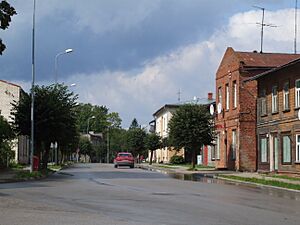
[
  {"x1": 217, "y1": 176, "x2": 300, "y2": 193},
  {"x1": 139, "y1": 164, "x2": 300, "y2": 193}
]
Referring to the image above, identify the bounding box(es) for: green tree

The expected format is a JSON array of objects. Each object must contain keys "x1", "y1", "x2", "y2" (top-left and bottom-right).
[
  {"x1": 145, "y1": 132, "x2": 161, "y2": 165},
  {"x1": 169, "y1": 104, "x2": 214, "y2": 169},
  {"x1": 129, "y1": 118, "x2": 139, "y2": 129},
  {"x1": 0, "y1": 115, "x2": 15, "y2": 167},
  {"x1": 12, "y1": 84, "x2": 79, "y2": 170},
  {"x1": 78, "y1": 136, "x2": 93, "y2": 162},
  {"x1": 126, "y1": 127, "x2": 146, "y2": 157},
  {"x1": 0, "y1": 1, "x2": 16, "y2": 54}
]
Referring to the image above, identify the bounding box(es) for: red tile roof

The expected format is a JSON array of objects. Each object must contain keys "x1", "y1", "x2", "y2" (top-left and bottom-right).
[{"x1": 235, "y1": 51, "x2": 300, "y2": 68}]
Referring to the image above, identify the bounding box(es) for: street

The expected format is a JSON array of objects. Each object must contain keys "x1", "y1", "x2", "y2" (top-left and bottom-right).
[{"x1": 0, "y1": 164, "x2": 299, "y2": 225}]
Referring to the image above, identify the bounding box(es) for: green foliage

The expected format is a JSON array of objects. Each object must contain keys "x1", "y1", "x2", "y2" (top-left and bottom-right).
[
  {"x1": 0, "y1": 115, "x2": 15, "y2": 168},
  {"x1": 12, "y1": 84, "x2": 79, "y2": 169},
  {"x1": 129, "y1": 118, "x2": 139, "y2": 129},
  {"x1": 78, "y1": 136, "x2": 94, "y2": 158},
  {"x1": 169, "y1": 104, "x2": 214, "y2": 168},
  {"x1": 169, "y1": 155, "x2": 184, "y2": 165},
  {"x1": 145, "y1": 132, "x2": 161, "y2": 165},
  {"x1": 0, "y1": 1, "x2": 17, "y2": 54},
  {"x1": 126, "y1": 126, "x2": 146, "y2": 157}
]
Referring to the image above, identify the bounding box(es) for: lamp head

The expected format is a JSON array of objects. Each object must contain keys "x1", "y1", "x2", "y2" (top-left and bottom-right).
[{"x1": 65, "y1": 48, "x2": 73, "y2": 53}]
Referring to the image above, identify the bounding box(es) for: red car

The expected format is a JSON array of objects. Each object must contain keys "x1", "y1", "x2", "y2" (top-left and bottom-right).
[{"x1": 114, "y1": 152, "x2": 134, "y2": 168}]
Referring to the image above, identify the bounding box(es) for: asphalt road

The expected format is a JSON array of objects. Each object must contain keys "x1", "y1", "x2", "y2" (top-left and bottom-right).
[{"x1": 0, "y1": 164, "x2": 299, "y2": 225}]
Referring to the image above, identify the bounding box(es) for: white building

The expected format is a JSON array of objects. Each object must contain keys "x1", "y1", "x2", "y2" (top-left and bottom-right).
[
  {"x1": 0, "y1": 80, "x2": 29, "y2": 163},
  {"x1": 150, "y1": 104, "x2": 184, "y2": 163}
]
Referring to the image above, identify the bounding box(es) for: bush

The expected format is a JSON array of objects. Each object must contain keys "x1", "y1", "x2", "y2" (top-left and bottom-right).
[{"x1": 170, "y1": 155, "x2": 184, "y2": 165}]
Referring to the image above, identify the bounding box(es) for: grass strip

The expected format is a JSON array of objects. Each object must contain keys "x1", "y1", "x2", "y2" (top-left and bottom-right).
[
  {"x1": 219, "y1": 175, "x2": 300, "y2": 191},
  {"x1": 267, "y1": 174, "x2": 300, "y2": 181}
]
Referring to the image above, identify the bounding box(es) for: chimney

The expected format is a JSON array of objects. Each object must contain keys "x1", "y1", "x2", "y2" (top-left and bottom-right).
[{"x1": 208, "y1": 92, "x2": 213, "y2": 100}]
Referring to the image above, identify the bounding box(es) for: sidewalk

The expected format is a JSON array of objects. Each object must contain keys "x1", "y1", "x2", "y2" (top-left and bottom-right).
[
  {"x1": 138, "y1": 163, "x2": 300, "y2": 191},
  {"x1": 0, "y1": 168, "x2": 21, "y2": 183}
]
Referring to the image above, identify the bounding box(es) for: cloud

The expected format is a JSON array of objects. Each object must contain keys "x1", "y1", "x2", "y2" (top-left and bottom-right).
[{"x1": 62, "y1": 7, "x2": 298, "y2": 127}]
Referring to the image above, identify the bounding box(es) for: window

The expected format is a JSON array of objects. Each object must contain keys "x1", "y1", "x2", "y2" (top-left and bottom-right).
[
  {"x1": 233, "y1": 81, "x2": 237, "y2": 108},
  {"x1": 282, "y1": 135, "x2": 291, "y2": 163},
  {"x1": 218, "y1": 87, "x2": 222, "y2": 106},
  {"x1": 225, "y1": 84, "x2": 229, "y2": 110},
  {"x1": 295, "y1": 79, "x2": 300, "y2": 108},
  {"x1": 283, "y1": 82, "x2": 289, "y2": 110},
  {"x1": 261, "y1": 89, "x2": 267, "y2": 116},
  {"x1": 272, "y1": 86, "x2": 278, "y2": 113},
  {"x1": 211, "y1": 145, "x2": 215, "y2": 161},
  {"x1": 296, "y1": 135, "x2": 300, "y2": 163},
  {"x1": 260, "y1": 137, "x2": 268, "y2": 163},
  {"x1": 232, "y1": 130, "x2": 236, "y2": 160},
  {"x1": 216, "y1": 133, "x2": 220, "y2": 160}
]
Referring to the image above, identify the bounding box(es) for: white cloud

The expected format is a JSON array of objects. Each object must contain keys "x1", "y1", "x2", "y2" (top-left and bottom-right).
[{"x1": 11, "y1": 7, "x2": 299, "y2": 127}]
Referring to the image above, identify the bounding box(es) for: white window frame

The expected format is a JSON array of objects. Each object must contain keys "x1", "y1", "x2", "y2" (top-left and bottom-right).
[
  {"x1": 218, "y1": 87, "x2": 222, "y2": 106},
  {"x1": 296, "y1": 134, "x2": 300, "y2": 163},
  {"x1": 233, "y1": 81, "x2": 237, "y2": 108},
  {"x1": 261, "y1": 89, "x2": 267, "y2": 116},
  {"x1": 225, "y1": 84, "x2": 229, "y2": 110},
  {"x1": 282, "y1": 135, "x2": 291, "y2": 163},
  {"x1": 216, "y1": 133, "x2": 220, "y2": 160},
  {"x1": 260, "y1": 137, "x2": 268, "y2": 163},
  {"x1": 283, "y1": 82, "x2": 289, "y2": 110},
  {"x1": 295, "y1": 79, "x2": 300, "y2": 108},
  {"x1": 232, "y1": 130, "x2": 236, "y2": 160},
  {"x1": 272, "y1": 86, "x2": 278, "y2": 113}
]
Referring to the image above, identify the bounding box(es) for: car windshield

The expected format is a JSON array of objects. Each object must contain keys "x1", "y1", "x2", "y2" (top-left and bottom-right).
[{"x1": 118, "y1": 153, "x2": 132, "y2": 157}]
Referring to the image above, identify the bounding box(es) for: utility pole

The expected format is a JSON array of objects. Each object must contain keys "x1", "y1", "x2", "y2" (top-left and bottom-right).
[
  {"x1": 30, "y1": 0, "x2": 36, "y2": 173},
  {"x1": 295, "y1": 0, "x2": 298, "y2": 54},
  {"x1": 106, "y1": 127, "x2": 110, "y2": 163}
]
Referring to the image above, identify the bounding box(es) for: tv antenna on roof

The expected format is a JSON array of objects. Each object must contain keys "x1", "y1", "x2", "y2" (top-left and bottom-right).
[
  {"x1": 253, "y1": 5, "x2": 277, "y2": 53},
  {"x1": 177, "y1": 88, "x2": 181, "y2": 102}
]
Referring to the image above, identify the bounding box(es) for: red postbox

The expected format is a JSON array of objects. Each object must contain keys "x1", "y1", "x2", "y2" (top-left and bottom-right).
[{"x1": 33, "y1": 156, "x2": 39, "y2": 171}]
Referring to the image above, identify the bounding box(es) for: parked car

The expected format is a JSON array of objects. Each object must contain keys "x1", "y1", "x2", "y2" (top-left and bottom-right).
[{"x1": 114, "y1": 152, "x2": 134, "y2": 168}]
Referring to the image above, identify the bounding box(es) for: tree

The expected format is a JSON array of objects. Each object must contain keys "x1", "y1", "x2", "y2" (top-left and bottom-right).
[
  {"x1": 126, "y1": 127, "x2": 146, "y2": 157},
  {"x1": 0, "y1": 115, "x2": 15, "y2": 167},
  {"x1": 12, "y1": 84, "x2": 79, "y2": 170},
  {"x1": 168, "y1": 104, "x2": 214, "y2": 169},
  {"x1": 78, "y1": 136, "x2": 93, "y2": 162},
  {"x1": 0, "y1": 1, "x2": 16, "y2": 55},
  {"x1": 129, "y1": 118, "x2": 139, "y2": 129},
  {"x1": 145, "y1": 132, "x2": 161, "y2": 165}
]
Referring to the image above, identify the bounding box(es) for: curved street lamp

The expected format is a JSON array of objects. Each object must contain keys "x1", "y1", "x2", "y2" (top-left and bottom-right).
[
  {"x1": 54, "y1": 48, "x2": 73, "y2": 83},
  {"x1": 87, "y1": 116, "x2": 96, "y2": 134}
]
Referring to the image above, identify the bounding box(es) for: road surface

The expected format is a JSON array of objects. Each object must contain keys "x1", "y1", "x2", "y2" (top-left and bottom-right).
[{"x1": 0, "y1": 163, "x2": 299, "y2": 225}]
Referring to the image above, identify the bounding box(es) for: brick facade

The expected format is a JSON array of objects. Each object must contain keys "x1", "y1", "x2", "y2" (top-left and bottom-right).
[
  {"x1": 255, "y1": 60, "x2": 300, "y2": 173},
  {"x1": 215, "y1": 47, "x2": 300, "y2": 171}
]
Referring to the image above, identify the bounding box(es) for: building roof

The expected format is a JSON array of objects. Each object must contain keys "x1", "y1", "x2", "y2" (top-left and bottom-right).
[
  {"x1": 235, "y1": 50, "x2": 300, "y2": 68},
  {"x1": 0, "y1": 79, "x2": 21, "y2": 88},
  {"x1": 245, "y1": 57, "x2": 300, "y2": 82},
  {"x1": 153, "y1": 104, "x2": 179, "y2": 117}
]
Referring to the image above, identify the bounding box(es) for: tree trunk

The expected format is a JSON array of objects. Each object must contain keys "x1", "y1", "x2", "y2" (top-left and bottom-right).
[
  {"x1": 191, "y1": 147, "x2": 196, "y2": 169},
  {"x1": 149, "y1": 150, "x2": 153, "y2": 165},
  {"x1": 42, "y1": 148, "x2": 50, "y2": 171}
]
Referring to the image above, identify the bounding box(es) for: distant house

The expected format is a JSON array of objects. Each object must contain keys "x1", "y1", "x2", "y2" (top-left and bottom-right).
[
  {"x1": 151, "y1": 104, "x2": 182, "y2": 163},
  {"x1": 0, "y1": 80, "x2": 29, "y2": 164},
  {"x1": 215, "y1": 47, "x2": 300, "y2": 171},
  {"x1": 150, "y1": 93, "x2": 215, "y2": 164},
  {"x1": 246, "y1": 58, "x2": 300, "y2": 173}
]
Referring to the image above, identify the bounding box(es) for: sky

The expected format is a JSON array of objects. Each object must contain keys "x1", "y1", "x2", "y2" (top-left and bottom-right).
[{"x1": 0, "y1": 0, "x2": 298, "y2": 127}]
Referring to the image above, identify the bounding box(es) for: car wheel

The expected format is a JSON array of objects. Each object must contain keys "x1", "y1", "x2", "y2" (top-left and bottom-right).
[
  {"x1": 114, "y1": 164, "x2": 118, "y2": 168},
  {"x1": 130, "y1": 165, "x2": 134, "y2": 168}
]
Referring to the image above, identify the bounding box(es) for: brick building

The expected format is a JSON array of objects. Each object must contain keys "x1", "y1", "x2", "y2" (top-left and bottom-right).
[
  {"x1": 215, "y1": 47, "x2": 300, "y2": 171},
  {"x1": 247, "y1": 58, "x2": 300, "y2": 173}
]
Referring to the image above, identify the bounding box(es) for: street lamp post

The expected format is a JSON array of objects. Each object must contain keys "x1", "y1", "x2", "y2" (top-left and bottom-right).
[
  {"x1": 54, "y1": 48, "x2": 73, "y2": 83},
  {"x1": 86, "y1": 116, "x2": 95, "y2": 134},
  {"x1": 30, "y1": 0, "x2": 36, "y2": 173},
  {"x1": 107, "y1": 127, "x2": 109, "y2": 164}
]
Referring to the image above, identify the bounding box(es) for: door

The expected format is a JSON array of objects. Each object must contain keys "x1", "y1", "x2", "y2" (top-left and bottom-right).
[{"x1": 274, "y1": 136, "x2": 279, "y2": 171}]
